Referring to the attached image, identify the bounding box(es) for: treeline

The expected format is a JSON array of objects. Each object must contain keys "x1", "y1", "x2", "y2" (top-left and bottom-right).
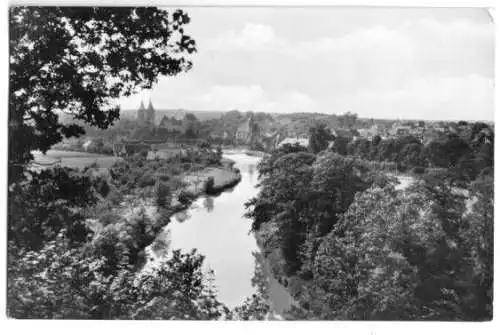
[
  {"x1": 246, "y1": 143, "x2": 493, "y2": 320},
  {"x1": 324, "y1": 122, "x2": 494, "y2": 183}
]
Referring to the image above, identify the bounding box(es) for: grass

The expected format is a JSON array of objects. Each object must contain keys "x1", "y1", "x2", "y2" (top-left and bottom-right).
[
  {"x1": 183, "y1": 167, "x2": 241, "y2": 194},
  {"x1": 32, "y1": 150, "x2": 121, "y2": 170}
]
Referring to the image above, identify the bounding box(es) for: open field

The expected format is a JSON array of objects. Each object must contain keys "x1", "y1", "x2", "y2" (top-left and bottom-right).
[{"x1": 32, "y1": 150, "x2": 121, "y2": 170}]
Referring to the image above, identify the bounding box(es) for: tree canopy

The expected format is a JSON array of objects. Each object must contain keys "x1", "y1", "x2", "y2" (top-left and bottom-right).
[{"x1": 308, "y1": 123, "x2": 334, "y2": 153}]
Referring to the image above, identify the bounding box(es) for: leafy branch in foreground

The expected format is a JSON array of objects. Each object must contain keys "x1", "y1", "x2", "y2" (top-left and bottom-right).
[{"x1": 9, "y1": 6, "x2": 196, "y2": 183}]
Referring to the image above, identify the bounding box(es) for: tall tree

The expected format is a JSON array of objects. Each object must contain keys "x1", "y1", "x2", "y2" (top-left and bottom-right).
[
  {"x1": 9, "y1": 7, "x2": 196, "y2": 183},
  {"x1": 308, "y1": 123, "x2": 334, "y2": 154}
]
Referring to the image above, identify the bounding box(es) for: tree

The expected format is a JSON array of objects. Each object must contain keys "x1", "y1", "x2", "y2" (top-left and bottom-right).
[
  {"x1": 9, "y1": 7, "x2": 196, "y2": 183},
  {"x1": 7, "y1": 233, "x2": 229, "y2": 319},
  {"x1": 426, "y1": 134, "x2": 470, "y2": 169},
  {"x1": 339, "y1": 111, "x2": 358, "y2": 129},
  {"x1": 310, "y1": 176, "x2": 492, "y2": 321},
  {"x1": 308, "y1": 123, "x2": 334, "y2": 153},
  {"x1": 155, "y1": 182, "x2": 172, "y2": 208},
  {"x1": 330, "y1": 135, "x2": 349, "y2": 156},
  {"x1": 8, "y1": 167, "x2": 97, "y2": 251},
  {"x1": 371, "y1": 134, "x2": 382, "y2": 147}
]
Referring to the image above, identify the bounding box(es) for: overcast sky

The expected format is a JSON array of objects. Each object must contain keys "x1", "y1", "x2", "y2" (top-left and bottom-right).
[{"x1": 119, "y1": 7, "x2": 494, "y2": 121}]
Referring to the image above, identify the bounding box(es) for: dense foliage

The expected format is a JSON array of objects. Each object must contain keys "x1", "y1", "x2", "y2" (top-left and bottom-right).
[
  {"x1": 344, "y1": 123, "x2": 493, "y2": 183},
  {"x1": 308, "y1": 123, "x2": 335, "y2": 153},
  {"x1": 246, "y1": 134, "x2": 493, "y2": 320},
  {"x1": 8, "y1": 141, "x2": 274, "y2": 319}
]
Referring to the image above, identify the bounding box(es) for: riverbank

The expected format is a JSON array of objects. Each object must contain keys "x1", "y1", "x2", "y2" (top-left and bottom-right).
[
  {"x1": 183, "y1": 166, "x2": 242, "y2": 196},
  {"x1": 31, "y1": 149, "x2": 121, "y2": 170},
  {"x1": 253, "y1": 224, "x2": 297, "y2": 318}
]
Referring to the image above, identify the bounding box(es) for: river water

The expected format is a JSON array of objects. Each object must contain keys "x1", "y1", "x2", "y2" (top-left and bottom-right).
[{"x1": 161, "y1": 153, "x2": 293, "y2": 313}]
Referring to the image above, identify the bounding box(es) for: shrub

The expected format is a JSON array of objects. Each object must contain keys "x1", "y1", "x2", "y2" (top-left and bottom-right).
[
  {"x1": 107, "y1": 189, "x2": 124, "y2": 205},
  {"x1": 178, "y1": 190, "x2": 196, "y2": 207},
  {"x1": 157, "y1": 173, "x2": 170, "y2": 182},
  {"x1": 412, "y1": 166, "x2": 426, "y2": 174},
  {"x1": 204, "y1": 176, "x2": 215, "y2": 194},
  {"x1": 168, "y1": 177, "x2": 187, "y2": 192},
  {"x1": 138, "y1": 172, "x2": 156, "y2": 187},
  {"x1": 98, "y1": 211, "x2": 122, "y2": 226},
  {"x1": 94, "y1": 177, "x2": 111, "y2": 197},
  {"x1": 155, "y1": 182, "x2": 171, "y2": 208}
]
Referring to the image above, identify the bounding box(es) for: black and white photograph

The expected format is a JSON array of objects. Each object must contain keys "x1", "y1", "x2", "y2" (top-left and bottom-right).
[{"x1": 4, "y1": 1, "x2": 496, "y2": 324}]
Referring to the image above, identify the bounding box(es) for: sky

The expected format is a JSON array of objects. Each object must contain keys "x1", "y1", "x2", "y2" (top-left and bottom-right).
[{"x1": 119, "y1": 7, "x2": 495, "y2": 121}]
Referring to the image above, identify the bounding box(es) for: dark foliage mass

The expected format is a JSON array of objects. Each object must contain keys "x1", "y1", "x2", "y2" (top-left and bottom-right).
[
  {"x1": 308, "y1": 123, "x2": 335, "y2": 154},
  {"x1": 8, "y1": 168, "x2": 97, "y2": 251}
]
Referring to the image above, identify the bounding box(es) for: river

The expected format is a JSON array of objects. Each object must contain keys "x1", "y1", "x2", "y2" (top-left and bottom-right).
[{"x1": 152, "y1": 152, "x2": 293, "y2": 315}]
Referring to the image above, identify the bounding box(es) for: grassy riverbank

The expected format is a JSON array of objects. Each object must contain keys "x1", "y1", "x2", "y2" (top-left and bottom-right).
[
  {"x1": 31, "y1": 149, "x2": 121, "y2": 170},
  {"x1": 183, "y1": 166, "x2": 241, "y2": 195}
]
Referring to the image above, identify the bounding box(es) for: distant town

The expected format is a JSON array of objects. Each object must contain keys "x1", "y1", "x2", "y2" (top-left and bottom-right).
[{"x1": 54, "y1": 100, "x2": 494, "y2": 162}]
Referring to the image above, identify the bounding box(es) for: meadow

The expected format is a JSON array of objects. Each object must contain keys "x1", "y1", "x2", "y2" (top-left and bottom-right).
[{"x1": 32, "y1": 150, "x2": 121, "y2": 170}]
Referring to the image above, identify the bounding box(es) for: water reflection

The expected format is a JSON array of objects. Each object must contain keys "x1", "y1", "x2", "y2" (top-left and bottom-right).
[
  {"x1": 203, "y1": 196, "x2": 214, "y2": 212},
  {"x1": 248, "y1": 164, "x2": 254, "y2": 179},
  {"x1": 151, "y1": 229, "x2": 171, "y2": 258},
  {"x1": 174, "y1": 210, "x2": 191, "y2": 223},
  {"x1": 251, "y1": 250, "x2": 294, "y2": 316},
  {"x1": 164, "y1": 153, "x2": 292, "y2": 313}
]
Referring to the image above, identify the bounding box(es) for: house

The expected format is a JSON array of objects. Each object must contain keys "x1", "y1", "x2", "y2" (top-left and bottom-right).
[
  {"x1": 356, "y1": 124, "x2": 381, "y2": 140},
  {"x1": 389, "y1": 126, "x2": 411, "y2": 137},
  {"x1": 260, "y1": 131, "x2": 282, "y2": 151},
  {"x1": 334, "y1": 128, "x2": 355, "y2": 141},
  {"x1": 147, "y1": 148, "x2": 186, "y2": 160},
  {"x1": 235, "y1": 116, "x2": 260, "y2": 145},
  {"x1": 278, "y1": 137, "x2": 310, "y2": 148},
  {"x1": 422, "y1": 129, "x2": 442, "y2": 145},
  {"x1": 409, "y1": 127, "x2": 425, "y2": 141},
  {"x1": 158, "y1": 116, "x2": 184, "y2": 133},
  {"x1": 112, "y1": 140, "x2": 152, "y2": 157},
  {"x1": 235, "y1": 117, "x2": 252, "y2": 143}
]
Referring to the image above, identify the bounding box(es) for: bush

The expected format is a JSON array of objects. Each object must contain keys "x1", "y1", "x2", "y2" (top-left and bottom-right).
[
  {"x1": 138, "y1": 172, "x2": 156, "y2": 187},
  {"x1": 98, "y1": 211, "x2": 122, "y2": 226},
  {"x1": 204, "y1": 176, "x2": 215, "y2": 194},
  {"x1": 157, "y1": 173, "x2": 170, "y2": 182},
  {"x1": 412, "y1": 166, "x2": 426, "y2": 174},
  {"x1": 107, "y1": 189, "x2": 124, "y2": 205},
  {"x1": 178, "y1": 190, "x2": 196, "y2": 207},
  {"x1": 155, "y1": 182, "x2": 171, "y2": 208},
  {"x1": 94, "y1": 177, "x2": 111, "y2": 197}
]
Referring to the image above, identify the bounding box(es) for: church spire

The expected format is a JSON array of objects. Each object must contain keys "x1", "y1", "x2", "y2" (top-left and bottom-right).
[
  {"x1": 137, "y1": 100, "x2": 146, "y2": 123},
  {"x1": 147, "y1": 99, "x2": 154, "y2": 111}
]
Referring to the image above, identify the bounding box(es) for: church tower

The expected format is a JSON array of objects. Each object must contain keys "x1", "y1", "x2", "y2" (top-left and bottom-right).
[
  {"x1": 146, "y1": 99, "x2": 156, "y2": 126},
  {"x1": 137, "y1": 101, "x2": 146, "y2": 123}
]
